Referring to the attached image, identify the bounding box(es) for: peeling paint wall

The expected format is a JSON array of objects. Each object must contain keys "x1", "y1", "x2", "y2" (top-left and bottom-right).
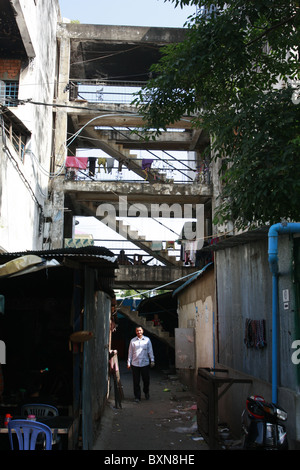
[
  {"x1": 0, "y1": 0, "x2": 59, "y2": 252},
  {"x1": 176, "y1": 266, "x2": 215, "y2": 390}
]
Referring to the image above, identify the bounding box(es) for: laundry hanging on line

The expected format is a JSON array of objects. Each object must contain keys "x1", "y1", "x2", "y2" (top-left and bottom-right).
[
  {"x1": 98, "y1": 157, "x2": 107, "y2": 173},
  {"x1": 65, "y1": 156, "x2": 88, "y2": 169},
  {"x1": 88, "y1": 157, "x2": 96, "y2": 176},
  {"x1": 142, "y1": 159, "x2": 153, "y2": 170}
]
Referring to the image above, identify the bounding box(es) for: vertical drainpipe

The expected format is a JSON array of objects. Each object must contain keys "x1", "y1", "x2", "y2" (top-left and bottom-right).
[{"x1": 268, "y1": 222, "x2": 300, "y2": 404}]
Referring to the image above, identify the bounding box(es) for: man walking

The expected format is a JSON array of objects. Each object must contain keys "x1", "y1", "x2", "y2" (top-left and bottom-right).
[{"x1": 127, "y1": 326, "x2": 155, "y2": 402}]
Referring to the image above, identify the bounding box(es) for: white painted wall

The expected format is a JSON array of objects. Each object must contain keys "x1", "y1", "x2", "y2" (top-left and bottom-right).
[{"x1": 0, "y1": 0, "x2": 60, "y2": 252}]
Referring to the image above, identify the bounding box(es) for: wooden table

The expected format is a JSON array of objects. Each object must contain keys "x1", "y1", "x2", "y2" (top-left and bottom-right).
[{"x1": 197, "y1": 367, "x2": 252, "y2": 449}]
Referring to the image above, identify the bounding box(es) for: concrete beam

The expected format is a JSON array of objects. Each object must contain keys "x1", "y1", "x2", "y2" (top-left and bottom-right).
[
  {"x1": 57, "y1": 23, "x2": 187, "y2": 45},
  {"x1": 114, "y1": 265, "x2": 198, "y2": 290},
  {"x1": 66, "y1": 106, "x2": 193, "y2": 129},
  {"x1": 11, "y1": 0, "x2": 36, "y2": 58},
  {"x1": 54, "y1": 179, "x2": 212, "y2": 205}
]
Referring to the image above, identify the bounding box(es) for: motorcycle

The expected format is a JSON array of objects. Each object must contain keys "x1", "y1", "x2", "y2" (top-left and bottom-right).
[{"x1": 241, "y1": 395, "x2": 288, "y2": 450}]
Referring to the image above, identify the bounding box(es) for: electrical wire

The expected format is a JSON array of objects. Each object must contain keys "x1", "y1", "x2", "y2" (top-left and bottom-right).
[{"x1": 117, "y1": 264, "x2": 211, "y2": 305}]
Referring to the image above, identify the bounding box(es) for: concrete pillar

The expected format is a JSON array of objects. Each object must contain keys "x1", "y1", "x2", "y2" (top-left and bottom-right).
[
  {"x1": 50, "y1": 190, "x2": 65, "y2": 249},
  {"x1": 55, "y1": 36, "x2": 70, "y2": 166},
  {"x1": 50, "y1": 36, "x2": 71, "y2": 248}
]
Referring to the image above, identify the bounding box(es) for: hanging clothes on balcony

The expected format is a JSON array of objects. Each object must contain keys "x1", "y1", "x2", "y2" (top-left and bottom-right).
[
  {"x1": 151, "y1": 241, "x2": 162, "y2": 251},
  {"x1": 142, "y1": 159, "x2": 153, "y2": 180},
  {"x1": 166, "y1": 241, "x2": 175, "y2": 249},
  {"x1": 107, "y1": 158, "x2": 114, "y2": 174},
  {"x1": 142, "y1": 159, "x2": 153, "y2": 170},
  {"x1": 97, "y1": 157, "x2": 107, "y2": 173},
  {"x1": 88, "y1": 157, "x2": 96, "y2": 176},
  {"x1": 65, "y1": 156, "x2": 88, "y2": 169}
]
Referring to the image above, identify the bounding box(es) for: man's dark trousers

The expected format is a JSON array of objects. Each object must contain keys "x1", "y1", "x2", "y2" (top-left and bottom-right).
[{"x1": 131, "y1": 365, "x2": 150, "y2": 399}]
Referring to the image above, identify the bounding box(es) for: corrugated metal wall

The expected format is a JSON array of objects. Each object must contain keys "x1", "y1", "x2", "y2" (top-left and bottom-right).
[
  {"x1": 216, "y1": 236, "x2": 298, "y2": 390},
  {"x1": 216, "y1": 239, "x2": 272, "y2": 381},
  {"x1": 82, "y1": 267, "x2": 111, "y2": 450}
]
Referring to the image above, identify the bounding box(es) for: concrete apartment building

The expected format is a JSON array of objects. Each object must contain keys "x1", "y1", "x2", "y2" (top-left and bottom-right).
[
  {"x1": 0, "y1": 0, "x2": 300, "y2": 449},
  {"x1": 0, "y1": 0, "x2": 60, "y2": 252}
]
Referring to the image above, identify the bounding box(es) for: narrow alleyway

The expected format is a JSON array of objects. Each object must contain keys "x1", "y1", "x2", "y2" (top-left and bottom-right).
[{"x1": 93, "y1": 361, "x2": 209, "y2": 452}]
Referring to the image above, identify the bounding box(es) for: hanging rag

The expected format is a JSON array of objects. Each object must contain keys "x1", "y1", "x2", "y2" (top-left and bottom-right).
[
  {"x1": 244, "y1": 319, "x2": 266, "y2": 349},
  {"x1": 142, "y1": 159, "x2": 153, "y2": 180},
  {"x1": 151, "y1": 241, "x2": 162, "y2": 251},
  {"x1": 142, "y1": 159, "x2": 153, "y2": 170},
  {"x1": 88, "y1": 157, "x2": 96, "y2": 176},
  {"x1": 106, "y1": 158, "x2": 114, "y2": 174},
  {"x1": 65, "y1": 156, "x2": 88, "y2": 169},
  {"x1": 166, "y1": 241, "x2": 175, "y2": 249},
  {"x1": 97, "y1": 157, "x2": 107, "y2": 173}
]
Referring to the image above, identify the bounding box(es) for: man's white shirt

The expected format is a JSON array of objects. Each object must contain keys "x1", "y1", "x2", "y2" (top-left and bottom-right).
[{"x1": 127, "y1": 335, "x2": 154, "y2": 367}]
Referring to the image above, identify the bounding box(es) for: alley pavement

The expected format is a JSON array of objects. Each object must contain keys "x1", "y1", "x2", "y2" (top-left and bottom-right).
[{"x1": 93, "y1": 361, "x2": 209, "y2": 453}]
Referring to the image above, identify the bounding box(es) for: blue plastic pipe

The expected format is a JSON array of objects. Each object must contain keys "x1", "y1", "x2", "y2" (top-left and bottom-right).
[{"x1": 268, "y1": 223, "x2": 300, "y2": 404}]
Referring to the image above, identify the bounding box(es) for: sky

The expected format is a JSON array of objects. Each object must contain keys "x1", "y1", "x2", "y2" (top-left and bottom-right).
[{"x1": 59, "y1": 0, "x2": 197, "y2": 28}]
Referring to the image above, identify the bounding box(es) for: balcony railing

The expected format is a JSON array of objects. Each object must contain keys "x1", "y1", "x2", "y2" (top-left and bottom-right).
[
  {"x1": 69, "y1": 79, "x2": 145, "y2": 104},
  {"x1": 66, "y1": 79, "x2": 211, "y2": 185},
  {"x1": 64, "y1": 155, "x2": 211, "y2": 185}
]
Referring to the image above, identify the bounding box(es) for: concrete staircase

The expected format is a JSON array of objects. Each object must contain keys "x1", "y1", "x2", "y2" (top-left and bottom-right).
[
  {"x1": 94, "y1": 213, "x2": 180, "y2": 266},
  {"x1": 118, "y1": 304, "x2": 175, "y2": 349},
  {"x1": 117, "y1": 220, "x2": 180, "y2": 266},
  {"x1": 82, "y1": 127, "x2": 165, "y2": 183}
]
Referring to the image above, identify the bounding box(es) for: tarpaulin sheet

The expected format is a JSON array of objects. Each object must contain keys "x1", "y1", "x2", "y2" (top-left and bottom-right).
[
  {"x1": 0, "y1": 255, "x2": 60, "y2": 278},
  {"x1": 65, "y1": 156, "x2": 88, "y2": 169},
  {"x1": 0, "y1": 255, "x2": 43, "y2": 278}
]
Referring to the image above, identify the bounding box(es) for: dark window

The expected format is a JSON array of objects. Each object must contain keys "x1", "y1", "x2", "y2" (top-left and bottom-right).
[{"x1": 0, "y1": 80, "x2": 19, "y2": 107}]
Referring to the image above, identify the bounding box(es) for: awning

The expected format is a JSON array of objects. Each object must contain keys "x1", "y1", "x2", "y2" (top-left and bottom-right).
[
  {"x1": 0, "y1": 247, "x2": 117, "y2": 278},
  {"x1": 0, "y1": 255, "x2": 60, "y2": 278}
]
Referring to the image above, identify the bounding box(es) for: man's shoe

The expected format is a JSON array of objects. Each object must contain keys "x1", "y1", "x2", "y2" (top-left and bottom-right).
[
  {"x1": 134, "y1": 398, "x2": 140, "y2": 403},
  {"x1": 145, "y1": 393, "x2": 150, "y2": 400}
]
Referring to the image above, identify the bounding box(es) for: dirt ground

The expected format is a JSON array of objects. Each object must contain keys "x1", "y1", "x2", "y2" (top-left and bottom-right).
[{"x1": 93, "y1": 361, "x2": 209, "y2": 452}]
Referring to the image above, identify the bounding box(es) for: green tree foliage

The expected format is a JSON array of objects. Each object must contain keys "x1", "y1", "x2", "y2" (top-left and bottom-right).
[{"x1": 134, "y1": 1, "x2": 300, "y2": 229}]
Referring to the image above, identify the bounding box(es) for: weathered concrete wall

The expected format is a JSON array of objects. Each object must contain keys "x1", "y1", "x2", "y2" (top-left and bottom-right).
[
  {"x1": 176, "y1": 266, "x2": 215, "y2": 391},
  {"x1": 58, "y1": 23, "x2": 187, "y2": 45},
  {"x1": 114, "y1": 265, "x2": 198, "y2": 289}
]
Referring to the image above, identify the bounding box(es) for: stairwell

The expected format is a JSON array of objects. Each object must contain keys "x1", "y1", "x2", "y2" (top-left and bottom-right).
[
  {"x1": 115, "y1": 219, "x2": 181, "y2": 266},
  {"x1": 80, "y1": 127, "x2": 164, "y2": 183},
  {"x1": 118, "y1": 304, "x2": 175, "y2": 349}
]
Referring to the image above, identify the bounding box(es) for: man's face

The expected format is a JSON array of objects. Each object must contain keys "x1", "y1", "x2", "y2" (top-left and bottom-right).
[{"x1": 136, "y1": 327, "x2": 143, "y2": 338}]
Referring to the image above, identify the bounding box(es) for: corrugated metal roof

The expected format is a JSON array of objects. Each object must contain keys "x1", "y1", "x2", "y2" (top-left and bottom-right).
[
  {"x1": 0, "y1": 246, "x2": 117, "y2": 266},
  {"x1": 201, "y1": 227, "x2": 269, "y2": 253}
]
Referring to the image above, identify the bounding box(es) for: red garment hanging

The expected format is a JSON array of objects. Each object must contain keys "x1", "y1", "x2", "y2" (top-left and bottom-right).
[{"x1": 65, "y1": 156, "x2": 88, "y2": 169}]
